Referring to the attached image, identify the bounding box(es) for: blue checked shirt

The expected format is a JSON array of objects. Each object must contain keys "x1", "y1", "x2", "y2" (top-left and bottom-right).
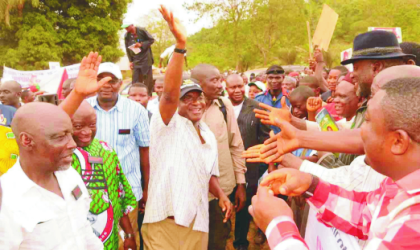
[{"x1": 87, "y1": 95, "x2": 150, "y2": 201}]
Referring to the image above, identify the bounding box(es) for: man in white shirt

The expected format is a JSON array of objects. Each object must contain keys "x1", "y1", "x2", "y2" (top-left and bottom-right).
[
  {"x1": 159, "y1": 44, "x2": 188, "y2": 68},
  {"x1": 0, "y1": 102, "x2": 103, "y2": 250},
  {"x1": 142, "y1": 6, "x2": 232, "y2": 250}
]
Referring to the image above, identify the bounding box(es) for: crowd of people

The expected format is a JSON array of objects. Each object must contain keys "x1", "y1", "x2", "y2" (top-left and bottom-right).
[{"x1": 1, "y1": 4, "x2": 420, "y2": 250}]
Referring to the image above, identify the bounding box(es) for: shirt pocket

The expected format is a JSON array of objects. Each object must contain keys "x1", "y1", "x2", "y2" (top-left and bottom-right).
[{"x1": 23, "y1": 220, "x2": 63, "y2": 249}]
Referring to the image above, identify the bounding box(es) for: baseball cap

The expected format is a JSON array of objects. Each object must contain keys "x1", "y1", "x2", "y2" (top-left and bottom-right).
[
  {"x1": 248, "y1": 81, "x2": 266, "y2": 92},
  {"x1": 97, "y1": 62, "x2": 123, "y2": 80},
  {"x1": 121, "y1": 20, "x2": 133, "y2": 29},
  {"x1": 180, "y1": 83, "x2": 203, "y2": 99}
]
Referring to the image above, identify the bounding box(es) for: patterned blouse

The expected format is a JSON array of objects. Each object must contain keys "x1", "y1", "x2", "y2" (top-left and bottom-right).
[{"x1": 72, "y1": 139, "x2": 137, "y2": 250}]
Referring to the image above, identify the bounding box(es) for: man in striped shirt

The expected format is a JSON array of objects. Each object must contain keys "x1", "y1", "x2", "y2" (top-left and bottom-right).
[
  {"x1": 251, "y1": 77, "x2": 420, "y2": 249},
  {"x1": 85, "y1": 62, "x2": 150, "y2": 241}
]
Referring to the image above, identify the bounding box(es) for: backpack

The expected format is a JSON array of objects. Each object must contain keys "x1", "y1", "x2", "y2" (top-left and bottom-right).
[{"x1": 217, "y1": 98, "x2": 228, "y2": 124}]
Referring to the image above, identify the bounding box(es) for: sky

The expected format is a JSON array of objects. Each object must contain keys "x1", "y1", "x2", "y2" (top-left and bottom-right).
[{"x1": 124, "y1": 0, "x2": 213, "y2": 35}]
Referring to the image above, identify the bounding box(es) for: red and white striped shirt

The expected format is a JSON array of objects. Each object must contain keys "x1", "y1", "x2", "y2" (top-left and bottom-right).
[{"x1": 266, "y1": 169, "x2": 420, "y2": 249}]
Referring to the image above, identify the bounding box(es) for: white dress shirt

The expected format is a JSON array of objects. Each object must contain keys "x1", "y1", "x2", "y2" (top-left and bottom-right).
[
  {"x1": 87, "y1": 95, "x2": 150, "y2": 201},
  {"x1": 144, "y1": 111, "x2": 219, "y2": 233},
  {"x1": 147, "y1": 97, "x2": 159, "y2": 114},
  {"x1": 0, "y1": 161, "x2": 103, "y2": 250}
]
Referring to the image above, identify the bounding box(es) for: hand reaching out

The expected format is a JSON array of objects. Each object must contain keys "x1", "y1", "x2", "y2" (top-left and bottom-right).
[
  {"x1": 307, "y1": 97, "x2": 322, "y2": 113},
  {"x1": 254, "y1": 96, "x2": 291, "y2": 126},
  {"x1": 260, "y1": 168, "x2": 313, "y2": 197},
  {"x1": 159, "y1": 5, "x2": 187, "y2": 45},
  {"x1": 73, "y1": 52, "x2": 111, "y2": 97},
  {"x1": 242, "y1": 131, "x2": 284, "y2": 164}
]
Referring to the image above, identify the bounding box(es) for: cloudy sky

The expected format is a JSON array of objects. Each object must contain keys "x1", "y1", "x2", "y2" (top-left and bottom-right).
[{"x1": 124, "y1": 0, "x2": 213, "y2": 35}]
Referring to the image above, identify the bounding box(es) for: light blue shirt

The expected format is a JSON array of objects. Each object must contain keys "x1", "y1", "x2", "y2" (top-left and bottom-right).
[{"x1": 87, "y1": 95, "x2": 150, "y2": 201}]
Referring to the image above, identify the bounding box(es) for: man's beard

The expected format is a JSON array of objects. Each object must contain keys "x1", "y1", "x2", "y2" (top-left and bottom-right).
[
  {"x1": 57, "y1": 164, "x2": 71, "y2": 171},
  {"x1": 357, "y1": 82, "x2": 372, "y2": 98}
]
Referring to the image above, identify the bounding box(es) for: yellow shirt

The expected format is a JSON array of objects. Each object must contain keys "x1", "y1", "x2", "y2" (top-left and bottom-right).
[{"x1": 0, "y1": 125, "x2": 19, "y2": 176}]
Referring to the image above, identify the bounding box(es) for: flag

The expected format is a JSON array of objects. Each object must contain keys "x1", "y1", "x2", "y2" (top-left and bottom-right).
[{"x1": 57, "y1": 68, "x2": 68, "y2": 100}]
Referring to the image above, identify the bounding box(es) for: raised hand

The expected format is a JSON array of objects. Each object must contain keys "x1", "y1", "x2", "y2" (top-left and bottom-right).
[
  {"x1": 260, "y1": 168, "x2": 312, "y2": 196},
  {"x1": 254, "y1": 96, "x2": 291, "y2": 126},
  {"x1": 261, "y1": 120, "x2": 300, "y2": 157},
  {"x1": 159, "y1": 5, "x2": 187, "y2": 45},
  {"x1": 314, "y1": 47, "x2": 324, "y2": 64},
  {"x1": 307, "y1": 97, "x2": 322, "y2": 112},
  {"x1": 73, "y1": 52, "x2": 111, "y2": 97}
]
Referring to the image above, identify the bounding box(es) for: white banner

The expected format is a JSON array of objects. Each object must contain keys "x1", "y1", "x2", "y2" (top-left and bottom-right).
[
  {"x1": 2, "y1": 64, "x2": 80, "y2": 92},
  {"x1": 305, "y1": 208, "x2": 361, "y2": 250}
]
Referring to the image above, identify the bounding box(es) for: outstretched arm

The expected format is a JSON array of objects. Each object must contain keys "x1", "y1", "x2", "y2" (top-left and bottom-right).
[{"x1": 158, "y1": 5, "x2": 187, "y2": 125}]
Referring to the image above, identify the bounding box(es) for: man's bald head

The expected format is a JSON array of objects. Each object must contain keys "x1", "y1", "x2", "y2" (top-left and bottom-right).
[
  {"x1": 72, "y1": 100, "x2": 96, "y2": 121},
  {"x1": 372, "y1": 65, "x2": 420, "y2": 97},
  {"x1": 11, "y1": 102, "x2": 76, "y2": 172},
  {"x1": 226, "y1": 74, "x2": 244, "y2": 87},
  {"x1": 191, "y1": 64, "x2": 220, "y2": 83},
  {"x1": 191, "y1": 64, "x2": 223, "y2": 101},
  {"x1": 0, "y1": 80, "x2": 22, "y2": 107}
]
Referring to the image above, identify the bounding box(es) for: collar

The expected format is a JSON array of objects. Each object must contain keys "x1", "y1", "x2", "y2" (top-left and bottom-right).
[
  {"x1": 395, "y1": 169, "x2": 420, "y2": 195},
  {"x1": 10, "y1": 161, "x2": 39, "y2": 196},
  {"x1": 92, "y1": 95, "x2": 124, "y2": 113}
]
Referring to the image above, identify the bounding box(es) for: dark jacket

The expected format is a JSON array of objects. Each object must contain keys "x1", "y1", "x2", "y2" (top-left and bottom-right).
[
  {"x1": 124, "y1": 27, "x2": 155, "y2": 72},
  {"x1": 236, "y1": 97, "x2": 271, "y2": 188}
]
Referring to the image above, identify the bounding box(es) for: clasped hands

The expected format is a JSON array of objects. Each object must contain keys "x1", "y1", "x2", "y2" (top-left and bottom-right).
[{"x1": 242, "y1": 96, "x2": 301, "y2": 164}]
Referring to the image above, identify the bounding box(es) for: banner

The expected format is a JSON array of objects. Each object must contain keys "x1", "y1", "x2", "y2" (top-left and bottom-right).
[
  {"x1": 305, "y1": 208, "x2": 361, "y2": 250},
  {"x1": 368, "y1": 27, "x2": 402, "y2": 43},
  {"x1": 341, "y1": 48, "x2": 353, "y2": 71},
  {"x1": 2, "y1": 64, "x2": 80, "y2": 93},
  {"x1": 312, "y1": 4, "x2": 339, "y2": 51}
]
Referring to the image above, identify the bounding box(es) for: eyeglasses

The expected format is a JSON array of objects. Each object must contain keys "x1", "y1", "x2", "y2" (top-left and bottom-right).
[{"x1": 181, "y1": 95, "x2": 205, "y2": 104}]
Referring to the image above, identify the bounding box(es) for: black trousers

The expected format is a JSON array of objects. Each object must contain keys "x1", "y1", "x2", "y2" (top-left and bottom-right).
[
  {"x1": 208, "y1": 192, "x2": 235, "y2": 250},
  {"x1": 132, "y1": 66, "x2": 154, "y2": 96}
]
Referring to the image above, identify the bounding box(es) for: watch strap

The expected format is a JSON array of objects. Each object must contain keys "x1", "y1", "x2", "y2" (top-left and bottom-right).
[{"x1": 174, "y1": 48, "x2": 187, "y2": 54}]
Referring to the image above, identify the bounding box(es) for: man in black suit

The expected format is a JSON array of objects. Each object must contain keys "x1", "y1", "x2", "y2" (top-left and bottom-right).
[{"x1": 226, "y1": 74, "x2": 270, "y2": 250}]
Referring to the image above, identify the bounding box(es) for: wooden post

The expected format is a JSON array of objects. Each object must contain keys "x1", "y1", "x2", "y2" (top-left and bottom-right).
[{"x1": 307, "y1": 21, "x2": 313, "y2": 59}]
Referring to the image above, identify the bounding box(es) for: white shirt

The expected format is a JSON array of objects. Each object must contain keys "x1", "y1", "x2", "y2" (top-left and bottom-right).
[
  {"x1": 144, "y1": 111, "x2": 219, "y2": 233},
  {"x1": 147, "y1": 97, "x2": 159, "y2": 114},
  {"x1": 87, "y1": 95, "x2": 150, "y2": 201},
  {"x1": 0, "y1": 161, "x2": 103, "y2": 250},
  {"x1": 160, "y1": 45, "x2": 187, "y2": 63},
  {"x1": 232, "y1": 101, "x2": 244, "y2": 119}
]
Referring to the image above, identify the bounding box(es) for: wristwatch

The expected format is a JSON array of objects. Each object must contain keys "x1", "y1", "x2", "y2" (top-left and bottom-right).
[
  {"x1": 302, "y1": 175, "x2": 319, "y2": 199},
  {"x1": 124, "y1": 233, "x2": 134, "y2": 239},
  {"x1": 174, "y1": 48, "x2": 187, "y2": 54}
]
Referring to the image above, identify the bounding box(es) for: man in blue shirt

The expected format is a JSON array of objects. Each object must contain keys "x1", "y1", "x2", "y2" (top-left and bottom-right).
[
  {"x1": 0, "y1": 104, "x2": 17, "y2": 127},
  {"x1": 255, "y1": 65, "x2": 290, "y2": 133}
]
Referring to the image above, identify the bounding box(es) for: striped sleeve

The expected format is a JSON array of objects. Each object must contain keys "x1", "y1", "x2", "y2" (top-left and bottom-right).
[
  {"x1": 266, "y1": 216, "x2": 308, "y2": 250},
  {"x1": 307, "y1": 180, "x2": 383, "y2": 240},
  {"x1": 134, "y1": 106, "x2": 151, "y2": 147}
]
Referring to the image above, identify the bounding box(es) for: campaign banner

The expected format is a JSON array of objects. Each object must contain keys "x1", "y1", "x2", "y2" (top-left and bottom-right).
[
  {"x1": 305, "y1": 208, "x2": 362, "y2": 250},
  {"x1": 2, "y1": 64, "x2": 80, "y2": 93},
  {"x1": 368, "y1": 27, "x2": 402, "y2": 43}
]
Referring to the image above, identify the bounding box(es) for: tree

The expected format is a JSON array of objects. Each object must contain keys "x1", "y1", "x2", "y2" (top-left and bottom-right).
[
  {"x1": 0, "y1": 0, "x2": 131, "y2": 74},
  {"x1": 137, "y1": 10, "x2": 175, "y2": 68},
  {"x1": 0, "y1": 0, "x2": 39, "y2": 25}
]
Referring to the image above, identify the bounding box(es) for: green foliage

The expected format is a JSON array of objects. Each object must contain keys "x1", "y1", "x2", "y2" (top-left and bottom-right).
[
  {"x1": 0, "y1": 0, "x2": 131, "y2": 74},
  {"x1": 185, "y1": 0, "x2": 420, "y2": 71}
]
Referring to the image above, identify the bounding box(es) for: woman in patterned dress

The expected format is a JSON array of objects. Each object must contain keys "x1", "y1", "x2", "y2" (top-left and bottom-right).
[{"x1": 70, "y1": 101, "x2": 137, "y2": 250}]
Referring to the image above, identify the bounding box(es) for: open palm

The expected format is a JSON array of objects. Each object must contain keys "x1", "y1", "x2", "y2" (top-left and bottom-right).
[
  {"x1": 159, "y1": 5, "x2": 187, "y2": 45},
  {"x1": 254, "y1": 96, "x2": 291, "y2": 126},
  {"x1": 73, "y1": 52, "x2": 111, "y2": 97}
]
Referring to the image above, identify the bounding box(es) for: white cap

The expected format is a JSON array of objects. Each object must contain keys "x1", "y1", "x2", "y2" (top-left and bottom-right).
[
  {"x1": 249, "y1": 81, "x2": 266, "y2": 92},
  {"x1": 97, "y1": 62, "x2": 122, "y2": 80}
]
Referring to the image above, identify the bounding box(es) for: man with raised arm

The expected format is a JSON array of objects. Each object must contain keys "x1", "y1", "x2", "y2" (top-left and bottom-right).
[{"x1": 141, "y1": 6, "x2": 232, "y2": 250}]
